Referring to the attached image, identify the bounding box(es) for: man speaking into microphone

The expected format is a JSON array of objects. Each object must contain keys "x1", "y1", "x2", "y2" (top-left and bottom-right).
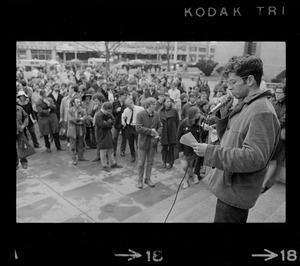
[{"x1": 192, "y1": 55, "x2": 280, "y2": 223}]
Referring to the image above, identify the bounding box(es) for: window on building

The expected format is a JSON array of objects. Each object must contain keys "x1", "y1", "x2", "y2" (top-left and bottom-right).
[
  {"x1": 189, "y1": 46, "x2": 197, "y2": 52},
  {"x1": 17, "y1": 49, "x2": 27, "y2": 59},
  {"x1": 199, "y1": 47, "x2": 206, "y2": 53},
  {"x1": 210, "y1": 48, "x2": 215, "y2": 53},
  {"x1": 31, "y1": 50, "x2": 52, "y2": 60},
  {"x1": 189, "y1": 54, "x2": 196, "y2": 62}
]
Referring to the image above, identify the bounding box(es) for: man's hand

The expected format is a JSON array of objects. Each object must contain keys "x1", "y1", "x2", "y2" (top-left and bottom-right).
[
  {"x1": 117, "y1": 107, "x2": 121, "y2": 112},
  {"x1": 192, "y1": 143, "x2": 208, "y2": 157}
]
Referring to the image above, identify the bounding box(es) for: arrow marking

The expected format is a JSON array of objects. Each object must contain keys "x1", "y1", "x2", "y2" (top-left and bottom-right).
[
  {"x1": 115, "y1": 249, "x2": 142, "y2": 261},
  {"x1": 252, "y1": 249, "x2": 278, "y2": 261}
]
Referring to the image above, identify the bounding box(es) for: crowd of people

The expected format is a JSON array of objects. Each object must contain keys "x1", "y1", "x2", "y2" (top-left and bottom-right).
[{"x1": 16, "y1": 55, "x2": 285, "y2": 223}]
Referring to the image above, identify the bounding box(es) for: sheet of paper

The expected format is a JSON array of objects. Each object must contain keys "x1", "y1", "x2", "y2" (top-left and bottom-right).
[
  {"x1": 209, "y1": 130, "x2": 218, "y2": 143},
  {"x1": 180, "y1": 132, "x2": 198, "y2": 147}
]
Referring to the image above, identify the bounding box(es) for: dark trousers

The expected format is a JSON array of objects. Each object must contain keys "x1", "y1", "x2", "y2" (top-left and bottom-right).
[
  {"x1": 214, "y1": 199, "x2": 249, "y2": 223},
  {"x1": 24, "y1": 126, "x2": 40, "y2": 147},
  {"x1": 126, "y1": 125, "x2": 138, "y2": 157},
  {"x1": 113, "y1": 126, "x2": 127, "y2": 155},
  {"x1": 70, "y1": 136, "x2": 84, "y2": 159},
  {"x1": 85, "y1": 126, "x2": 97, "y2": 148},
  {"x1": 16, "y1": 133, "x2": 28, "y2": 165},
  {"x1": 43, "y1": 132, "x2": 61, "y2": 149},
  {"x1": 161, "y1": 144, "x2": 175, "y2": 165}
]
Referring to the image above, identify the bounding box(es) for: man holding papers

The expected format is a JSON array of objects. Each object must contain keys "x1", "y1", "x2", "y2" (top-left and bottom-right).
[{"x1": 192, "y1": 55, "x2": 280, "y2": 223}]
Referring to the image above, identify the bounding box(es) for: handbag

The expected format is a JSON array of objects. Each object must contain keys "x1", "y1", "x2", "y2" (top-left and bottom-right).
[{"x1": 17, "y1": 134, "x2": 36, "y2": 158}]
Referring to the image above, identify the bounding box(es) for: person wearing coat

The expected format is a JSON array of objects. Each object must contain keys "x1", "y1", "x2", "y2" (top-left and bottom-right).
[
  {"x1": 177, "y1": 106, "x2": 202, "y2": 189},
  {"x1": 159, "y1": 96, "x2": 179, "y2": 169},
  {"x1": 82, "y1": 89, "x2": 96, "y2": 149},
  {"x1": 112, "y1": 89, "x2": 127, "y2": 157},
  {"x1": 135, "y1": 97, "x2": 162, "y2": 189},
  {"x1": 67, "y1": 96, "x2": 88, "y2": 165},
  {"x1": 16, "y1": 90, "x2": 41, "y2": 148},
  {"x1": 36, "y1": 89, "x2": 66, "y2": 153},
  {"x1": 95, "y1": 102, "x2": 122, "y2": 172},
  {"x1": 48, "y1": 83, "x2": 64, "y2": 121},
  {"x1": 60, "y1": 84, "x2": 80, "y2": 147},
  {"x1": 16, "y1": 105, "x2": 29, "y2": 169},
  {"x1": 192, "y1": 55, "x2": 280, "y2": 223}
]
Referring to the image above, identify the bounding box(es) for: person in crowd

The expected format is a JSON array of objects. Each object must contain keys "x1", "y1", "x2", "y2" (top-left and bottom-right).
[
  {"x1": 86, "y1": 72, "x2": 99, "y2": 92},
  {"x1": 177, "y1": 106, "x2": 202, "y2": 189},
  {"x1": 91, "y1": 92, "x2": 105, "y2": 162},
  {"x1": 211, "y1": 88, "x2": 224, "y2": 105},
  {"x1": 112, "y1": 89, "x2": 127, "y2": 157},
  {"x1": 176, "y1": 77, "x2": 186, "y2": 94},
  {"x1": 48, "y1": 83, "x2": 63, "y2": 122},
  {"x1": 180, "y1": 93, "x2": 188, "y2": 113},
  {"x1": 181, "y1": 91, "x2": 198, "y2": 120},
  {"x1": 261, "y1": 84, "x2": 286, "y2": 193},
  {"x1": 16, "y1": 104, "x2": 29, "y2": 169},
  {"x1": 67, "y1": 96, "x2": 88, "y2": 165},
  {"x1": 16, "y1": 90, "x2": 41, "y2": 148},
  {"x1": 159, "y1": 96, "x2": 180, "y2": 169},
  {"x1": 135, "y1": 97, "x2": 162, "y2": 188},
  {"x1": 31, "y1": 83, "x2": 42, "y2": 123},
  {"x1": 78, "y1": 84, "x2": 87, "y2": 99},
  {"x1": 60, "y1": 84, "x2": 80, "y2": 148},
  {"x1": 155, "y1": 90, "x2": 165, "y2": 112},
  {"x1": 82, "y1": 88, "x2": 96, "y2": 149},
  {"x1": 95, "y1": 102, "x2": 122, "y2": 172},
  {"x1": 97, "y1": 82, "x2": 110, "y2": 102},
  {"x1": 122, "y1": 98, "x2": 144, "y2": 162},
  {"x1": 168, "y1": 81, "x2": 181, "y2": 117},
  {"x1": 144, "y1": 82, "x2": 159, "y2": 100},
  {"x1": 20, "y1": 80, "x2": 33, "y2": 99},
  {"x1": 192, "y1": 55, "x2": 280, "y2": 223},
  {"x1": 126, "y1": 80, "x2": 139, "y2": 105},
  {"x1": 36, "y1": 89, "x2": 66, "y2": 153},
  {"x1": 199, "y1": 80, "x2": 211, "y2": 100}
]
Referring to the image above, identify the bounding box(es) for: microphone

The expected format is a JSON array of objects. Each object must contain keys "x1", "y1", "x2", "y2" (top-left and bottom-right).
[{"x1": 208, "y1": 94, "x2": 233, "y2": 115}]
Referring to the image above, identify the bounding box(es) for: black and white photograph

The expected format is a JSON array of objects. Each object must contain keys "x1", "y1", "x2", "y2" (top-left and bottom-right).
[
  {"x1": 11, "y1": 0, "x2": 299, "y2": 265},
  {"x1": 16, "y1": 41, "x2": 286, "y2": 223}
]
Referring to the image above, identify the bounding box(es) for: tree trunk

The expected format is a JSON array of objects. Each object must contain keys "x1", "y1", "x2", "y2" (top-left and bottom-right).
[
  {"x1": 167, "y1": 43, "x2": 170, "y2": 72},
  {"x1": 105, "y1": 42, "x2": 110, "y2": 71}
]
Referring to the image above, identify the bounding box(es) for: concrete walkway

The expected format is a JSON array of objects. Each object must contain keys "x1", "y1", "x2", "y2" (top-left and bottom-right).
[{"x1": 16, "y1": 136, "x2": 285, "y2": 223}]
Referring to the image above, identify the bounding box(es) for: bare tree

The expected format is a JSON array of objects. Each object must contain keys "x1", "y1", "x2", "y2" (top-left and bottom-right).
[
  {"x1": 74, "y1": 42, "x2": 124, "y2": 71},
  {"x1": 104, "y1": 42, "x2": 124, "y2": 71},
  {"x1": 159, "y1": 42, "x2": 185, "y2": 71}
]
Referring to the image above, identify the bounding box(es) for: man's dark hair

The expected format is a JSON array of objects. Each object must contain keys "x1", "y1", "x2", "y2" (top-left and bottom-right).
[
  {"x1": 71, "y1": 84, "x2": 79, "y2": 93},
  {"x1": 223, "y1": 54, "x2": 263, "y2": 87}
]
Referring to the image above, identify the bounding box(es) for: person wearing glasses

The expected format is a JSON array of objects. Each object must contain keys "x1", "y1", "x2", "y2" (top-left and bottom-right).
[{"x1": 192, "y1": 55, "x2": 280, "y2": 223}]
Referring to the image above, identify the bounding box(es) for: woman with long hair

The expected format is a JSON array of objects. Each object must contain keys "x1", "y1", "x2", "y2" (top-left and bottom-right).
[
  {"x1": 177, "y1": 106, "x2": 205, "y2": 188},
  {"x1": 159, "y1": 97, "x2": 179, "y2": 169}
]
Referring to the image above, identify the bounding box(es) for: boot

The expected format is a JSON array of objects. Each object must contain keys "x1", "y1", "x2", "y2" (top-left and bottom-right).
[{"x1": 144, "y1": 179, "x2": 155, "y2": 187}]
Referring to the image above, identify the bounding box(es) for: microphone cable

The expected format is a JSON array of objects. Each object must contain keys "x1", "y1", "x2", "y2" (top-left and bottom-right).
[
  {"x1": 164, "y1": 114, "x2": 211, "y2": 223},
  {"x1": 164, "y1": 154, "x2": 197, "y2": 223}
]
